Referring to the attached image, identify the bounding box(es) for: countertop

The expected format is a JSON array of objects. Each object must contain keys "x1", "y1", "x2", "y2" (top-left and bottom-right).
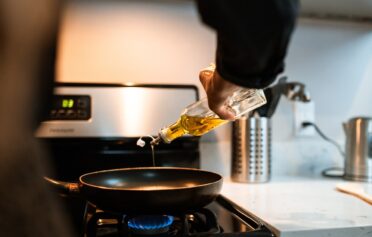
[{"x1": 220, "y1": 176, "x2": 372, "y2": 237}]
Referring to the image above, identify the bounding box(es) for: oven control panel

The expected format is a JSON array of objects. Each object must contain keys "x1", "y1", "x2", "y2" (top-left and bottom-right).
[
  {"x1": 36, "y1": 84, "x2": 198, "y2": 138},
  {"x1": 48, "y1": 95, "x2": 91, "y2": 120}
]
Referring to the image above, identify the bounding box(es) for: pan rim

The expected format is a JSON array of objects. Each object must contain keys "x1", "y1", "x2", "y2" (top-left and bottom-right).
[{"x1": 79, "y1": 167, "x2": 223, "y2": 191}]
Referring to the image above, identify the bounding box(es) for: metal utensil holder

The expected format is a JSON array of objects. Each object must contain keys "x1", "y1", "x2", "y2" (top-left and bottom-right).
[{"x1": 231, "y1": 117, "x2": 271, "y2": 183}]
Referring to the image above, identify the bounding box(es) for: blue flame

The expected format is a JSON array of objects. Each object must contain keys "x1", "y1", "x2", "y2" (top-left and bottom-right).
[{"x1": 128, "y1": 215, "x2": 174, "y2": 230}]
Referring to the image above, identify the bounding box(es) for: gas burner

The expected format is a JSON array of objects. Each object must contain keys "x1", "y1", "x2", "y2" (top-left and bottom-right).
[
  {"x1": 127, "y1": 215, "x2": 174, "y2": 235},
  {"x1": 83, "y1": 196, "x2": 275, "y2": 237}
]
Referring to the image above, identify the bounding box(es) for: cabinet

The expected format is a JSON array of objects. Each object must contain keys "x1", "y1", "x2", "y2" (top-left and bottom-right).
[{"x1": 301, "y1": 0, "x2": 372, "y2": 21}]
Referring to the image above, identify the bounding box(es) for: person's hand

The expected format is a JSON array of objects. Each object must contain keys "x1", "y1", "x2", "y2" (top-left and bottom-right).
[{"x1": 199, "y1": 65, "x2": 240, "y2": 120}]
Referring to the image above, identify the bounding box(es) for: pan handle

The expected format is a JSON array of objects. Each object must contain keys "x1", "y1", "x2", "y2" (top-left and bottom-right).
[{"x1": 44, "y1": 177, "x2": 81, "y2": 197}]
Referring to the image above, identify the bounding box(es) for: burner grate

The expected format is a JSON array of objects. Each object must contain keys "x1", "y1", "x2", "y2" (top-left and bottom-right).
[
  {"x1": 83, "y1": 197, "x2": 274, "y2": 237},
  {"x1": 84, "y1": 209, "x2": 221, "y2": 237}
]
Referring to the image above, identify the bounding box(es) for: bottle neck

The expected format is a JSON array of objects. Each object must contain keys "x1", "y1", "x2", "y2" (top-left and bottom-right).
[{"x1": 159, "y1": 119, "x2": 186, "y2": 143}]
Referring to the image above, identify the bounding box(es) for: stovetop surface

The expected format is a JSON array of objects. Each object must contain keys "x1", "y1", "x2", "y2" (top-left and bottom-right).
[{"x1": 83, "y1": 196, "x2": 274, "y2": 237}]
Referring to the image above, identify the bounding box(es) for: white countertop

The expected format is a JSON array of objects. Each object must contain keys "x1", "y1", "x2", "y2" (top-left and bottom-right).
[{"x1": 221, "y1": 177, "x2": 372, "y2": 237}]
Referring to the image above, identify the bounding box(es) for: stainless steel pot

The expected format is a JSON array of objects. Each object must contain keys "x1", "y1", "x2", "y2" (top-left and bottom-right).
[{"x1": 343, "y1": 117, "x2": 372, "y2": 182}]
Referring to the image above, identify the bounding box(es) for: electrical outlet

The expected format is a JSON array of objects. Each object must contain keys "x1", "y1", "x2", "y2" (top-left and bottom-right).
[{"x1": 292, "y1": 101, "x2": 315, "y2": 137}]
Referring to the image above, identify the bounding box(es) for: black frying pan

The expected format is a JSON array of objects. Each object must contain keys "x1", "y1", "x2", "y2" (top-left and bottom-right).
[{"x1": 45, "y1": 167, "x2": 223, "y2": 214}]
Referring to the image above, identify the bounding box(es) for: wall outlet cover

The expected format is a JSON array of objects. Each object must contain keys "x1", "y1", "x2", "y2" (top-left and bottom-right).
[{"x1": 292, "y1": 101, "x2": 316, "y2": 137}]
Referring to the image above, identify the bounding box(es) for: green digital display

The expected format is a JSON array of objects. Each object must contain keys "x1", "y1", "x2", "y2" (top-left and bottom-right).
[
  {"x1": 49, "y1": 95, "x2": 91, "y2": 120},
  {"x1": 62, "y1": 99, "x2": 74, "y2": 108}
]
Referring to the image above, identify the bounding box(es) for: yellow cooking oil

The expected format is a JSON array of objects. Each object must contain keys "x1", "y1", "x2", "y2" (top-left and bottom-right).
[{"x1": 163, "y1": 114, "x2": 228, "y2": 142}]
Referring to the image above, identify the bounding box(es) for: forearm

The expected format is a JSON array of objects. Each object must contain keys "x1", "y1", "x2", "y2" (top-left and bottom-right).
[{"x1": 196, "y1": 0, "x2": 299, "y2": 88}]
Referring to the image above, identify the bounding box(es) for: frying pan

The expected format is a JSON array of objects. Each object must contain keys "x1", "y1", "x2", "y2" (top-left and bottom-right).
[{"x1": 45, "y1": 167, "x2": 223, "y2": 214}]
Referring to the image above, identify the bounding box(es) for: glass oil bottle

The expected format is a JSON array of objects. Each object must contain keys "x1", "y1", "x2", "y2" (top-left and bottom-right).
[{"x1": 151, "y1": 88, "x2": 266, "y2": 145}]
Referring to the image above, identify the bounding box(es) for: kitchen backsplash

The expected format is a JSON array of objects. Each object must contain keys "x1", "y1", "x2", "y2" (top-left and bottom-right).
[{"x1": 57, "y1": 0, "x2": 372, "y2": 177}]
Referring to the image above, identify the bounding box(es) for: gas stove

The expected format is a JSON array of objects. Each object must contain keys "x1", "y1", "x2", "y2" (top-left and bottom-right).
[
  {"x1": 83, "y1": 195, "x2": 274, "y2": 237},
  {"x1": 36, "y1": 83, "x2": 275, "y2": 237}
]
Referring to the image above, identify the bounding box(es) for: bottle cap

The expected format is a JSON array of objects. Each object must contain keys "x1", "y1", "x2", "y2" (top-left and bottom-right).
[{"x1": 136, "y1": 138, "x2": 146, "y2": 147}]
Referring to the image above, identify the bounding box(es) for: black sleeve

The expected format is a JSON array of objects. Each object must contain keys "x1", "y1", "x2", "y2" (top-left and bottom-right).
[{"x1": 196, "y1": 0, "x2": 299, "y2": 89}]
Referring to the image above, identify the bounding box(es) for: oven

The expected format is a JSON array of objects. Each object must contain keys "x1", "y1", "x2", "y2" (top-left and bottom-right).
[{"x1": 36, "y1": 83, "x2": 200, "y2": 234}]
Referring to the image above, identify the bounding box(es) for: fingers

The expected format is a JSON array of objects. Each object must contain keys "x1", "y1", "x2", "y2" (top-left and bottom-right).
[
  {"x1": 199, "y1": 67, "x2": 238, "y2": 120},
  {"x1": 212, "y1": 106, "x2": 236, "y2": 120}
]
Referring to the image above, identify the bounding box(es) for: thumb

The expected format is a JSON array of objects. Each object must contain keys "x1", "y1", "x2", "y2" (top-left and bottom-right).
[{"x1": 199, "y1": 68, "x2": 213, "y2": 89}]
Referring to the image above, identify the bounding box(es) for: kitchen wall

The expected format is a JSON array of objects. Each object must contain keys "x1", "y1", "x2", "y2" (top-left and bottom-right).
[{"x1": 57, "y1": 0, "x2": 372, "y2": 177}]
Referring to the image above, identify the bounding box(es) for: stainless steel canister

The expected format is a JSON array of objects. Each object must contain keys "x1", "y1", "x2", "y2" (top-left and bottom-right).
[
  {"x1": 231, "y1": 117, "x2": 271, "y2": 183},
  {"x1": 343, "y1": 117, "x2": 372, "y2": 182}
]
